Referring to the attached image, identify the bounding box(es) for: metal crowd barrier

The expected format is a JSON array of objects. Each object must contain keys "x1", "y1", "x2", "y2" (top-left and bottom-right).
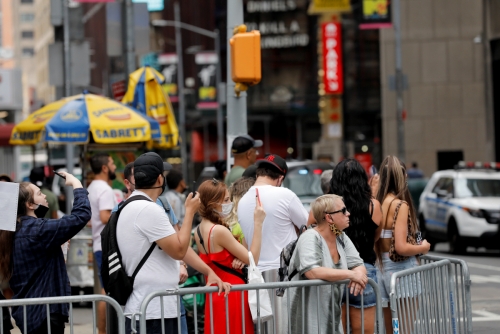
[
  {"x1": 390, "y1": 259, "x2": 471, "y2": 334},
  {"x1": 420, "y1": 255, "x2": 472, "y2": 334},
  {"x1": 135, "y1": 278, "x2": 383, "y2": 334},
  {"x1": 0, "y1": 294, "x2": 125, "y2": 334}
]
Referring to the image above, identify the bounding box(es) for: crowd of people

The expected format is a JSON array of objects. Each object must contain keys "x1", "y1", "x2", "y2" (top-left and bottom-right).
[{"x1": 0, "y1": 134, "x2": 430, "y2": 334}]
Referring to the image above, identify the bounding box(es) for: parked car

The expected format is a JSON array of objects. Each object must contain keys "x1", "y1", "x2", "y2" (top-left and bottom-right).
[{"x1": 418, "y1": 163, "x2": 500, "y2": 254}]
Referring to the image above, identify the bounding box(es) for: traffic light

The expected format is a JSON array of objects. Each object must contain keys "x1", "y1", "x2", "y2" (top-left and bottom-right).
[{"x1": 230, "y1": 26, "x2": 261, "y2": 95}]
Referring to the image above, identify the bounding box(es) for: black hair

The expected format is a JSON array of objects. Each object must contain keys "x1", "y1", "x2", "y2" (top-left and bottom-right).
[
  {"x1": 123, "y1": 162, "x2": 134, "y2": 181},
  {"x1": 90, "y1": 153, "x2": 110, "y2": 174},
  {"x1": 256, "y1": 167, "x2": 281, "y2": 180},
  {"x1": 166, "y1": 169, "x2": 183, "y2": 189},
  {"x1": 213, "y1": 160, "x2": 227, "y2": 181},
  {"x1": 330, "y1": 159, "x2": 373, "y2": 249},
  {"x1": 412, "y1": 162, "x2": 418, "y2": 168}
]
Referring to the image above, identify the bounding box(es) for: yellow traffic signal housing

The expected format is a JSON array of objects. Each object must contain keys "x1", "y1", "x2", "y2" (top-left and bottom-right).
[{"x1": 230, "y1": 30, "x2": 261, "y2": 85}]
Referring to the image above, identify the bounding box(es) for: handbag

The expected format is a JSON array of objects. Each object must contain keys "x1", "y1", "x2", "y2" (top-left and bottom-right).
[
  {"x1": 389, "y1": 200, "x2": 419, "y2": 262},
  {"x1": 247, "y1": 252, "x2": 273, "y2": 323}
]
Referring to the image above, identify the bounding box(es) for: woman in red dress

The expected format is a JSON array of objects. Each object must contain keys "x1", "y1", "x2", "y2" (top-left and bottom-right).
[{"x1": 194, "y1": 179, "x2": 265, "y2": 334}]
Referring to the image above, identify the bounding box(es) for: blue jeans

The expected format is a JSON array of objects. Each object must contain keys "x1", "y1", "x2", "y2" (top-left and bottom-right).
[
  {"x1": 125, "y1": 317, "x2": 178, "y2": 334},
  {"x1": 342, "y1": 263, "x2": 378, "y2": 308},
  {"x1": 93, "y1": 251, "x2": 103, "y2": 287}
]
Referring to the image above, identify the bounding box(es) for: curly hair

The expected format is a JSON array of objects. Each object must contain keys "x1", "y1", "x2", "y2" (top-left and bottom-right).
[
  {"x1": 197, "y1": 179, "x2": 230, "y2": 229},
  {"x1": 330, "y1": 159, "x2": 373, "y2": 254}
]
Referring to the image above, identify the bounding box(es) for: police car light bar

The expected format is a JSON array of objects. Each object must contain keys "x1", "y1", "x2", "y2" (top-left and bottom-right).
[{"x1": 455, "y1": 161, "x2": 500, "y2": 170}]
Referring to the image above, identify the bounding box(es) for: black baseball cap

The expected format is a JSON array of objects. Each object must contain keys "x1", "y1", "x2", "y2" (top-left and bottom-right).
[
  {"x1": 134, "y1": 152, "x2": 172, "y2": 187},
  {"x1": 255, "y1": 154, "x2": 288, "y2": 176},
  {"x1": 242, "y1": 164, "x2": 258, "y2": 178},
  {"x1": 231, "y1": 135, "x2": 263, "y2": 154}
]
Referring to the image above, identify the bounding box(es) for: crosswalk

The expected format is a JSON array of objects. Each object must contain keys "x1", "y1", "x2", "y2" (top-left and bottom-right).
[{"x1": 470, "y1": 274, "x2": 500, "y2": 284}]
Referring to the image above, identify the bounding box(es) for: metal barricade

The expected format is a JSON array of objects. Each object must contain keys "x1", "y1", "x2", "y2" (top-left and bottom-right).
[
  {"x1": 136, "y1": 278, "x2": 383, "y2": 334},
  {"x1": 420, "y1": 255, "x2": 472, "y2": 334},
  {"x1": 390, "y1": 259, "x2": 465, "y2": 334},
  {"x1": 0, "y1": 294, "x2": 125, "y2": 334}
]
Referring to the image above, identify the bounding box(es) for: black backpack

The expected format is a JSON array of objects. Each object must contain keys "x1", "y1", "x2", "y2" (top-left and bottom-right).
[
  {"x1": 276, "y1": 225, "x2": 345, "y2": 297},
  {"x1": 100, "y1": 195, "x2": 156, "y2": 305}
]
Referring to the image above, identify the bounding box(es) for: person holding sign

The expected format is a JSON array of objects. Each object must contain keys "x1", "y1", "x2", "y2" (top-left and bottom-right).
[{"x1": 0, "y1": 172, "x2": 90, "y2": 334}]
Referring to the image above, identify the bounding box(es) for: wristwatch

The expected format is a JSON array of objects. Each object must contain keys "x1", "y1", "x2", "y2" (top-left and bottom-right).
[{"x1": 180, "y1": 261, "x2": 188, "y2": 269}]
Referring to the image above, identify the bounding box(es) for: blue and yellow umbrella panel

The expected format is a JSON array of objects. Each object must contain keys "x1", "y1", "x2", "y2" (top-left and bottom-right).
[{"x1": 10, "y1": 93, "x2": 160, "y2": 145}]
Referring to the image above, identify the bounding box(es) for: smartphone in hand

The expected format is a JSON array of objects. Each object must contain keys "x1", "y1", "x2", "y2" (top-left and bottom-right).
[{"x1": 53, "y1": 170, "x2": 66, "y2": 180}]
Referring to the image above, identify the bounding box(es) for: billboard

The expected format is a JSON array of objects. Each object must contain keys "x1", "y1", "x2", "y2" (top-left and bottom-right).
[
  {"x1": 322, "y1": 22, "x2": 343, "y2": 95},
  {"x1": 195, "y1": 53, "x2": 218, "y2": 110},
  {"x1": 158, "y1": 53, "x2": 179, "y2": 103},
  {"x1": 359, "y1": 0, "x2": 392, "y2": 29}
]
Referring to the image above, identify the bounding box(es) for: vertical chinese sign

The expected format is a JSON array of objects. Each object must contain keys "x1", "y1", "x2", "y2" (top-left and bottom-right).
[{"x1": 322, "y1": 22, "x2": 343, "y2": 94}]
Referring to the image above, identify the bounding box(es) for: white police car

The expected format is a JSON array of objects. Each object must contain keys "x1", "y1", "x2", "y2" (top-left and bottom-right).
[{"x1": 418, "y1": 162, "x2": 500, "y2": 254}]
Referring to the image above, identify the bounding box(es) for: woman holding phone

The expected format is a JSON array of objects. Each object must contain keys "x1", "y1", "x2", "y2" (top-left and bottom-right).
[
  {"x1": 0, "y1": 172, "x2": 90, "y2": 334},
  {"x1": 194, "y1": 179, "x2": 266, "y2": 334}
]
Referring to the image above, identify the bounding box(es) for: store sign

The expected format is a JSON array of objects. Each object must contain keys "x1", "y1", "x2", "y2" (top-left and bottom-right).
[
  {"x1": 158, "y1": 53, "x2": 179, "y2": 103},
  {"x1": 195, "y1": 53, "x2": 218, "y2": 110},
  {"x1": 309, "y1": 0, "x2": 351, "y2": 14},
  {"x1": 245, "y1": 0, "x2": 309, "y2": 49},
  {"x1": 359, "y1": 0, "x2": 392, "y2": 29},
  {"x1": 322, "y1": 22, "x2": 343, "y2": 94}
]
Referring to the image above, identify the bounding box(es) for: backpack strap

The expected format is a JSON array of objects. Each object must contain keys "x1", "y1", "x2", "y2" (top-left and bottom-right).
[
  {"x1": 116, "y1": 195, "x2": 156, "y2": 279},
  {"x1": 196, "y1": 226, "x2": 208, "y2": 254},
  {"x1": 131, "y1": 242, "x2": 157, "y2": 280}
]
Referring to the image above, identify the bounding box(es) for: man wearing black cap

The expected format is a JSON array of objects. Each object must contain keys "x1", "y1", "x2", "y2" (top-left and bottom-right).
[
  {"x1": 225, "y1": 134, "x2": 263, "y2": 186},
  {"x1": 117, "y1": 152, "x2": 229, "y2": 333}
]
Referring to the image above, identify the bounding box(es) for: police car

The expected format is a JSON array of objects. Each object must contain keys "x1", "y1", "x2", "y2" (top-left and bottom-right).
[{"x1": 418, "y1": 162, "x2": 500, "y2": 254}]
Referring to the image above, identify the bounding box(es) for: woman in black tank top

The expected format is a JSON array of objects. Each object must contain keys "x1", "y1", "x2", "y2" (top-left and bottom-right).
[{"x1": 330, "y1": 159, "x2": 382, "y2": 334}]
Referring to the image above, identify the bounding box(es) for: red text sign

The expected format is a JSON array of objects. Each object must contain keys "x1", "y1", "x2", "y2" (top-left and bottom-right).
[{"x1": 322, "y1": 22, "x2": 343, "y2": 94}]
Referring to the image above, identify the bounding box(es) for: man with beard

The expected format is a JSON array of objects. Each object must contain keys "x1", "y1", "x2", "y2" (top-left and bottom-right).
[{"x1": 87, "y1": 153, "x2": 117, "y2": 334}]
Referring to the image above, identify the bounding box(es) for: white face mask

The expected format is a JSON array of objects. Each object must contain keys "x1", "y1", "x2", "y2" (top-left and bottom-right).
[{"x1": 216, "y1": 202, "x2": 234, "y2": 218}]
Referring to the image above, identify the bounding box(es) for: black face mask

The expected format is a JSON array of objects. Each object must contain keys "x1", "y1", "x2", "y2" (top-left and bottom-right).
[
  {"x1": 161, "y1": 175, "x2": 167, "y2": 194},
  {"x1": 34, "y1": 203, "x2": 49, "y2": 218}
]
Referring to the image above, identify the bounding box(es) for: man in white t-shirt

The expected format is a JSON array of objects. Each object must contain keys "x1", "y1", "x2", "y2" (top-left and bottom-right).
[
  {"x1": 117, "y1": 152, "x2": 229, "y2": 333},
  {"x1": 87, "y1": 152, "x2": 117, "y2": 334},
  {"x1": 238, "y1": 154, "x2": 309, "y2": 272}
]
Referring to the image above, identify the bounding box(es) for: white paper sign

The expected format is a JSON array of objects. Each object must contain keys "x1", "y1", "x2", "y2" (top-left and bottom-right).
[{"x1": 0, "y1": 182, "x2": 19, "y2": 231}]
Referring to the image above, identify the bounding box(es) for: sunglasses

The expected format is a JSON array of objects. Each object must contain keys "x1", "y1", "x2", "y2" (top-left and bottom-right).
[{"x1": 325, "y1": 207, "x2": 348, "y2": 216}]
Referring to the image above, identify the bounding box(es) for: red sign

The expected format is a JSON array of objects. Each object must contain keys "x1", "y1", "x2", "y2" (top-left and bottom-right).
[
  {"x1": 322, "y1": 22, "x2": 343, "y2": 94},
  {"x1": 354, "y1": 153, "x2": 372, "y2": 175},
  {"x1": 111, "y1": 80, "x2": 126, "y2": 101}
]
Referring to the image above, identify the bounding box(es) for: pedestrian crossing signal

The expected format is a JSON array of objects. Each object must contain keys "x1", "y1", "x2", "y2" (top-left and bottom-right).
[{"x1": 230, "y1": 29, "x2": 261, "y2": 86}]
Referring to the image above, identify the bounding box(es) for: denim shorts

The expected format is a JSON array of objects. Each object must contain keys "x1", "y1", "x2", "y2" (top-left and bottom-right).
[
  {"x1": 377, "y1": 253, "x2": 420, "y2": 307},
  {"x1": 342, "y1": 263, "x2": 378, "y2": 308}
]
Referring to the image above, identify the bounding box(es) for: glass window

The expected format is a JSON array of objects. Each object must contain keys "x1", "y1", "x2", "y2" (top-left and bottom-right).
[
  {"x1": 22, "y1": 48, "x2": 34, "y2": 57},
  {"x1": 21, "y1": 31, "x2": 33, "y2": 39},
  {"x1": 20, "y1": 13, "x2": 35, "y2": 22},
  {"x1": 432, "y1": 177, "x2": 453, "y2": 196},
  {"x1": 20, "y1": 0, "x2": 34, "y2": 4},
  {"x1": 455, "y1": 179, "x2": 500, "y2": 198}
]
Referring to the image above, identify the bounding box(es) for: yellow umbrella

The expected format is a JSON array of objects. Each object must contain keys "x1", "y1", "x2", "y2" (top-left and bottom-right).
[
  {"x1": 122, "y1": 66, "x2": 179, "y2": 149},
  {"x1": 10, "y1": 93, "x2": 161, "y2": 145}
]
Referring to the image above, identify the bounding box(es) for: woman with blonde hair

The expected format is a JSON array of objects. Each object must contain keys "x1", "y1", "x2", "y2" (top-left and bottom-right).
[
  {"x1": 376, "y1": 155, "x2": 431, "y2": 333},
  {"x1": 289, "y1": 194, "x2": 368, "y2": 334},
  {"x1": 226, "y1": 176, "x2": 256, "y2": 247}
]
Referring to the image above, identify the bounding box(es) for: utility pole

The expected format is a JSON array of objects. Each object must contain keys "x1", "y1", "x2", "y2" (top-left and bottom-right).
[
  {"x1": 124, "y1": 0, "x2": 135, "y2": 76},
  {"x1": 174, "y1": 2, "x2": 189, "y2": 182},
  {"x1": 226, "y1": 0, "x2": 247, "y2": 172},
  {"x1": 215, "y1": 30, "x2": 224, "y2": 160},
  {"x1": 63, "y1": 0, "x2": 73, "y2": 213},
  {"x1": 394, "y1": 0, "x2": 405, "y2": 162}
]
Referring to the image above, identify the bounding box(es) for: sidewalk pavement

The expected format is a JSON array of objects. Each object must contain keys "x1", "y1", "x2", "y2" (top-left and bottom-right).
[{"x1": 10, "y1": 308, "x2": 95, "y2": 334}]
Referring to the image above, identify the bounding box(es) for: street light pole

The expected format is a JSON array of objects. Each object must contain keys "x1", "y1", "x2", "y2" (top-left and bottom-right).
[
  {"x1": 63, "y1": 0, "x2": 74, "y2": 213},
  {"x1": 174, "y1": 2, "x2": 189, "y2": 182},
  {"x1": 226, "y1": 0, "x2": 247, "y2": 173},
  {"x1": 151, "y1": 18, "x2": 225, "y2": 162},
  {"x1": 124, "y1": 0, "x2": 135, "y2": 76},
  {"x1": 394, "y1": 0, "x2": 405, "y2": 162}
]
